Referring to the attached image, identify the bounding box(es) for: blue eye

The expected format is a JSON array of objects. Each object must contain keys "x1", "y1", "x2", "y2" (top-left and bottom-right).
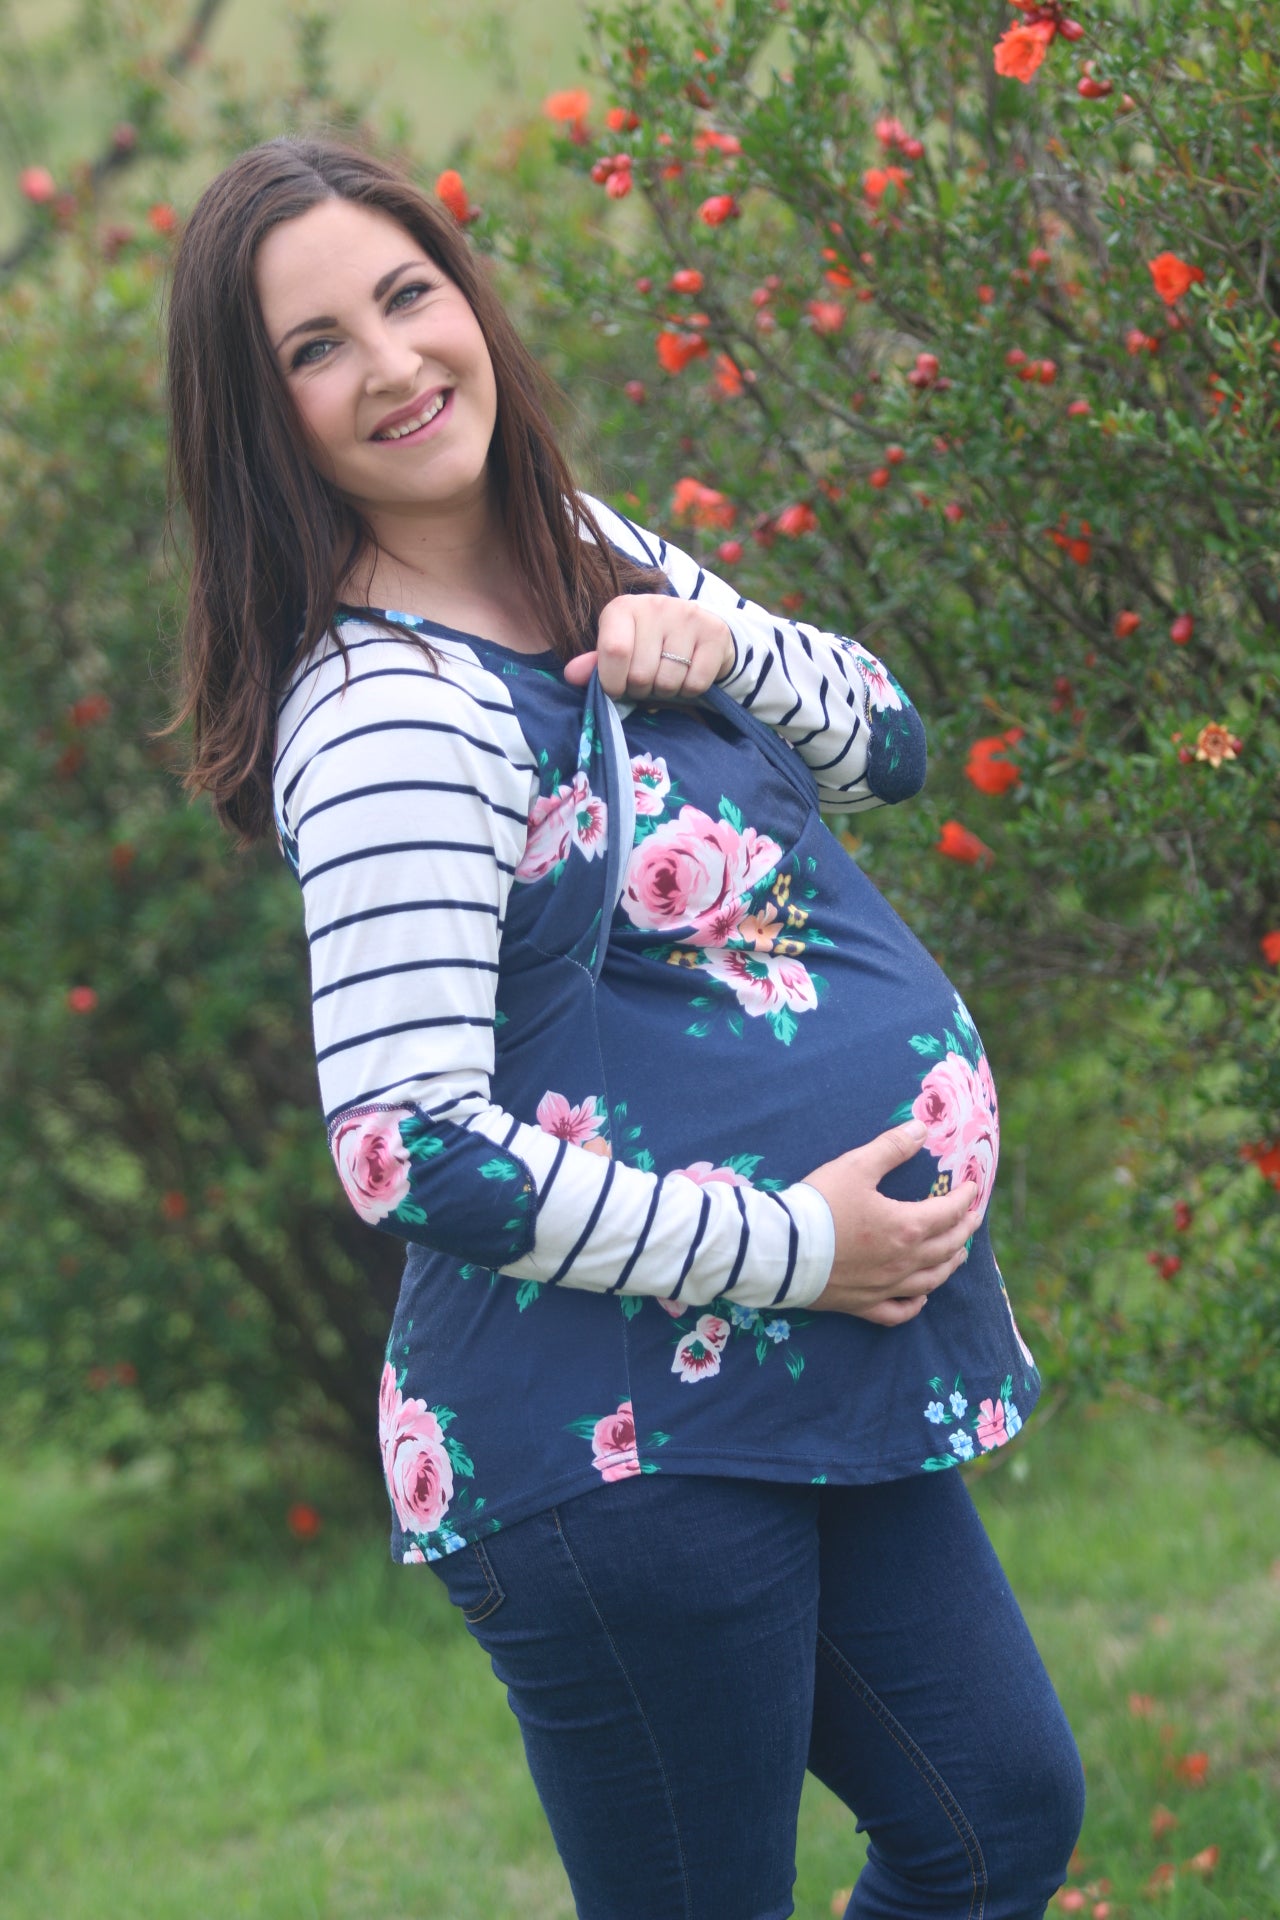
[
  {"x1": 291, "y1": 338, "x2": 333, "y2": 368},
  {"x1": 389, "y1": 280, "x2": 433, "y2": 310}
]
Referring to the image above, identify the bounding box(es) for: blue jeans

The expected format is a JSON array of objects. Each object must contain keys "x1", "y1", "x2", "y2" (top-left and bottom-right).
[{"x1": 430, "y1": 1471, "x2": 1085, "y2": 1920}]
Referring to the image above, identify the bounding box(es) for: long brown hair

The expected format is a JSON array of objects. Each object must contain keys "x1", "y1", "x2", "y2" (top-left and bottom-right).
[{"x1": 163, "y1": 135, "x2": 663, "y2": 846}]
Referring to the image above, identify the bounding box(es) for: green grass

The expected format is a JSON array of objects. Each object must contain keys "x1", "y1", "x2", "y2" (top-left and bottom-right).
[{"x1": 2, "y1": 1403, "x2": 1278, "y2": 1917}]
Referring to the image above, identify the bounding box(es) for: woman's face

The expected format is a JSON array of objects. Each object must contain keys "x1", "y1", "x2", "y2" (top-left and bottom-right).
[{"x1": 255, "y1": 198, "x2": 499, "y2": 525}]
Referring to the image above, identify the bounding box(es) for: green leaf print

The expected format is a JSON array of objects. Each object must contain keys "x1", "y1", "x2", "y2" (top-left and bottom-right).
[
  {"x1": 718, "y1": 796, "x2": 745, "y2": 830},
  {"x1": 909, "y1": 1034, "x2": 944, "y2": 1057},
  {"x1": 444, "y1": 1437, "x2": 475, "y2": 1478},
  {"x1": 767, "y1": 1007, "x2": 799, "y2": 1046},
  {"x1": 431, "y1": 1405, "x2": 456, "y2": 1431},
  {"x1": 478, "y1": 1157, "x2": 519, "y2": 1181},
  {"x1": 564, "y1": 1416, "x2": 600, "y2": 1439},
  {"x1": 785, "y1": 1349, "x2": 805, "y2": 1381},
  {"x1": 722, "y1": 1153, "x2": 763, "y2": 1179},
  {"x1": 515, "y1": 1281, "x2": 542, "y2": 1312},
  {"x1": 393, "y1": 1201, "x2": 429, "y2": 1226},
  {"x1": 619, "y1": 1295, "x2": 644, "y2": 1320},
  {"x1": 686, "y1": 1021, "x2": 712, "y2": 1038},
  {"x1": 922, "y1": 1456, "x2": 958, "y2": 1471},
  {"x1": 755, "y1": 1334, "x2": 769, "y2": 1365}
]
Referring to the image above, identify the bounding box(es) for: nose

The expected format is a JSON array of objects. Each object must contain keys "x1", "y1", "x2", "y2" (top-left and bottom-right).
[{"x1": 363, "y1": 321, "x2": 423, "y2": 394}]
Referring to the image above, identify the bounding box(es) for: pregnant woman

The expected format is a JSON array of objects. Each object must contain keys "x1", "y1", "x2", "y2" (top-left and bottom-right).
[{"x1": 167, "y1": 136, "x2": 1084, "y2": 1920}]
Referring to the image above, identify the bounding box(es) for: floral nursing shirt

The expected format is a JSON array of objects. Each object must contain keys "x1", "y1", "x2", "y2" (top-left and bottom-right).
[{"x1": 272, "y1": 496, "x2": 1040, "y2": 1565}]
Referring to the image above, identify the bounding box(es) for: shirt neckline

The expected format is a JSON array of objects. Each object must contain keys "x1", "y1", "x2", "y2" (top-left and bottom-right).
[{"x1": 335, "y1": 602, "x2": 560, "y2": 663}]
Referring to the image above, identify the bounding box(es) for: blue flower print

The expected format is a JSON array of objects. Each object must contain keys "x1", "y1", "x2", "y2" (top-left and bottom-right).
[
  {"x1": 1005, "y1": 1402, "x2": 1023, "y2": 1437},
  {"x1": 949, "y1": 1390, "x2": 968, "y2": 1420},
  {"x1": 925, "y1": 1401, "x2": 946, "y2": 1425},
  {"x1": 764, "y1": 1319, "x2": 791, "y2": 1343},
  {"x1": 728, "y1": 1303, "x2": 758, "y2": 1331},
  {"x1": 949, "y1": 1430, "x2": 975, "y2": 1461}
]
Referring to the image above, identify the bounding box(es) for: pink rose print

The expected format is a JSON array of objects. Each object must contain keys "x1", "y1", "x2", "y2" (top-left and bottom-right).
[
  {"x1": 673, "y1": 1160, "x2": 752, "y2": 1187},
  {"x1": 847, "y1": 645, "x2": 904, "y2": 713},
  {"x1": 912, "y1": 1053, "x2": 981, "y2": 1165},
  {"x1": 536, "y1": 1090, "x2": 606, "y2": 1146},
  {"x1": 631, "y1": 752, "x2": 671, "y2": 817},
  {"x1": 975, "y1": 1397, "x2": 1010, "y2": 1450},
  {"x1": 672, "y1": 1314, "x2": 731, "y2": 1384},
  {"x1": 379, "y1": 1363, "x2": 456, "y2": 1534},
  {"x1": 621, "y1": 805, "x2": 781, "y2": 941},
  {"x1": 591, "y1": 1400, "x2": 642, "y2": 1480},
  {"x1": 331, "y1": 1109, "x2": 412, "y2": 1224},
  {"x1": 950, "y1": 1119, "x2": 999, "y2": 1217},
  {"x1": 571, "y1": 774, "x2": 607, "y2": 858},
  {"x1": 699, "y1": 948, "x2": 818, "y2": 1019},
  {"x1": 656, "y1": 1298, "x2": 687, "y2": 1318},
  {"x1": 516, "y1": 785, "x2": 576, "y2": 882},
  {"x1": 516, "y1": 774, "x2": 607, "y2": 881}
]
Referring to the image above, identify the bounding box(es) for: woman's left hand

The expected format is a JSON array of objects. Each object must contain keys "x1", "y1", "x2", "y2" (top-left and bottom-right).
[{"x1": 563, "y1": 595, "x2": 735, "y2": 700}]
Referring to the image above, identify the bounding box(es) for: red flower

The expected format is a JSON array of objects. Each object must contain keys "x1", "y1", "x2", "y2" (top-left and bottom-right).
[
  {"x1": 147, "y1": 203, "x2": 178, "y2": 236},
  {"x1": 624, "y1": 379, "x2": 646, "y2": 404},
  {"x1": 698, "y1": 193, "x2": 739, "y2": 226},
  {"x1": 1125, "y1": 327, "x2": 1160, "y2": 356},
  {"x1": 1114, "y1": 611, "x2": 1141, "y2": 638},
  {"x1": 713, "y1": 353, "x2": 745, "y2": 397},
  {"x1": 1066, "y1": 399, "x2": 1091, "y2": 417},
  {"x1": 605, "y1": 170, "x2": 633, "y2": 199},
  {"x1": 67, "y1": 985, "x2": 98, "y2": 1014},
  {"x1": 1150, "y1": 1804, "x2": 1178, "y2": 1839},
  {"x1": 936, "y1": 820, "x2": 993, "y2": 866},
  {"x1": 964, "y1": 733, "x2": 1021, "y2": 796},
  {"x1": 1183, "y1": 1845, "x2": 1220, "y2": 1875},
  {"x1": 869, "y1": 468, "x2": 891, "y2": 489},
  {"x1": 1173, "y1": 1750, "x2": 1209, "y2": 1786},
  {"x1": 434, "y1": 170, "x2": 476, "y2": 224},
  {"x1": 160, "y1": 1190, "x2": 188, "y2": 1221},
  {"x1": 993, "y1": 21, "x2": 1056, "y2": 83},
  {"x1": 605, "y1": 106, "x2": 640, "y2": 133},
  {"x1": 69, "y1": 693, "x2": 111, "y2": 727},
  {"x1": 543, "y1": 87, "x2": 591, "y2": 127},
  {"x1": 1170, "y1": 613, "x2": 1194, "y2": 645},
  {"x1": 1148, "y1": 252, "x2": 1206, "y2": 305},
  {"x1": 874, "y1": 114, "x2": 908, "y2": 148},
  {"x1": 1242, "y1": 1141, "x2": 1280, "y2": 1189},
  {"x1": 671, "y1": 476, "x2": 735, "y2": 531},
  {"x1": 1173, "y1": 1200, "x2": 1194, "y2": 1231},
  {"x1": 716, "y1": 539, "x2": 744, "y2": 566},
  {"x1": 775, "y1": 502, "x2": 817, "y2": 537},
  {"x1": 806, "y1": 298, "x2": 845, "y2": 335},
  {"x1": 942, "y1": 502, "x2": 964, "y2": 524},
  {"x1": 656, "y1": 330, "x2": 709, "y2": 374},
  {"x1": 110, "y1": 842, "x2": 136, "y2": 876},
  {"x1": 693, "y1": 128, "x2": 741, "y2": 156},
  {"x1": 669, "y1": 267, "x2": 704, "y2": 294},
  {"x1": 1261, "y1": 931, "x2": 1280, "y2": 967},
  {"x1": 287, "y1": 1503, "x2": 323, "y2": 1540},
  {"x1": 862, "y1": 165, "x2": 910, "y2": 204},
  {"x1": 18, "y1": 165, "x2": 56, "y2": 204},
  {"x1": 885, "y1": 444, "x2": 905, "y2": 465}
]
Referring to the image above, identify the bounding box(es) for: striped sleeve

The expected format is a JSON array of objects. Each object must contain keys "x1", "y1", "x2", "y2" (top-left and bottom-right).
[
  {"x1": 274, "y1": 626, "x2": 835, "y2": 1311},
  {"x1": 585, "y1": 495, "x2": 928, "y2": 811}
]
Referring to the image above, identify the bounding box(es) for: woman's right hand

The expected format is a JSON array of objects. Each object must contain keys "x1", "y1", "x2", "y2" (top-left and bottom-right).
[{"x1": 800, "y1": 1120, "x2": 981, "y2": 1326}]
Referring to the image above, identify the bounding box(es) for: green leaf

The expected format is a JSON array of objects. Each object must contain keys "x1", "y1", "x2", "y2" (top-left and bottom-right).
[
  {"x1": 565, "y1": 1416, "x2": 601, "y2": 1438},
  {"x1": 685, "y1": 1020, "x2": 712, "y2": 1037},
  {"x1": 908, "y1": 1034, "x2": 943, "y2": 1057},
  {"x1": 619, "y1": 1294, "x2": 644, "y2": 1319},
  {"x1": 515, "y1": 1281, "x2": 542, "y2": 1311},
  {"x1": 478, "y1": 1157, "x2": 518, "y2": 1180},
  {"x1": 718, "y1": 795, "x2": 745, "y2": 830},
  {"x1": 785, "y1": 1349, "x2": 805, "y2": 1381},
  {"x1": 922, "y1": 1456, "x2": 957, "y2": 1471},
  {"x1": 767, "y1": 1007, "x2": 798, "y2": 1046},
  {"x1": 444, "y1": 1437, "x2": 474, "y2": 1478}
]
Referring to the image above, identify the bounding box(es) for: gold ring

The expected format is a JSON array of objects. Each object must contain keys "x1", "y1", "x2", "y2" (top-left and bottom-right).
[{"x1": 660, "y1": 650, "x2": 693, "y2": 667}]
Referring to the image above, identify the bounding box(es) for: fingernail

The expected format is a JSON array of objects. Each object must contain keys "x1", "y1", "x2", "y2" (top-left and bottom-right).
[{"x1": 905, "y1": 1120, "x2": 926, "y2": 1143}]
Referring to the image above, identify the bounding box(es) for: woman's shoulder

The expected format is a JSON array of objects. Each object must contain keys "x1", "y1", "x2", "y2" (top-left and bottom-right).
[{"x1": 272, "y1": 615, "x2": 537, "y2": 809}]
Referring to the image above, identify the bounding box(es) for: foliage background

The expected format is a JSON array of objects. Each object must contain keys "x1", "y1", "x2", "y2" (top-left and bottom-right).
[{"x1": 0, "y1": 0, "x2": 1277, "y2": 1476}]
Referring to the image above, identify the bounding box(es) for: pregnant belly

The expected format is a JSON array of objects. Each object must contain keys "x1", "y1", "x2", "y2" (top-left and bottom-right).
[{"x1": 589, "y1": 880, "x2": 1001, "y2": 1214}]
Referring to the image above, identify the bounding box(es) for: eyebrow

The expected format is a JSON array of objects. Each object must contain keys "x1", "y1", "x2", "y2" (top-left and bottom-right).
[{"x1": 273, "y1": 260, "x2": 430, "y2": 353}]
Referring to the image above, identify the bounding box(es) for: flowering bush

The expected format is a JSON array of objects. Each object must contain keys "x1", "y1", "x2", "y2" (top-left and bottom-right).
[
  {"x1": 1, "y1": 0, "x2": 1278, "y2": 1461},
  {"x1": 508, "y1": 0, "x2": 1280, "y2": 1445}
]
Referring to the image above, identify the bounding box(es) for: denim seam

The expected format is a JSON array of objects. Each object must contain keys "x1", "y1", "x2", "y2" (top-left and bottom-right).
[
  {"x1": 551, "y1": 1505, "x2": 694, "y2": 1920},
  {"x1": 460, "y1": 1539, "x2": 506, "y2": 1624},
  {"x1": 815, "y1": 1628, "x2": 987, "y2": 1920}
]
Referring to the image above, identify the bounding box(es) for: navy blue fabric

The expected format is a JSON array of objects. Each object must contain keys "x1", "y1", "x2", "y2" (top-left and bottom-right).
[
  {"x1": 379, "y1": 637, "x2": 1040, "y2": 1564},
  {"x1": 431, "y1": 1469, "x2": 1085, "y2": 1919}
]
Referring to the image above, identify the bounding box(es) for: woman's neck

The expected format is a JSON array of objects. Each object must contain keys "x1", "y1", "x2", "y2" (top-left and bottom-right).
[{"x1": 344, "y1": 490, "x2": 552, "y2": 654}]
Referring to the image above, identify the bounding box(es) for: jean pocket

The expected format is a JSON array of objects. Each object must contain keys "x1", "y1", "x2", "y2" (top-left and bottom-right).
[{"x1": 437, "y1": 1536, "x2": 506, "y2": 1624}]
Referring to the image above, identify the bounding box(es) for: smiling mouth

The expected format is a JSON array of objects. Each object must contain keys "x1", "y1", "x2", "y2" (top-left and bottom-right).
[{"x1": 372, "y1": 390, "x2": 451, "y2": 441}]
